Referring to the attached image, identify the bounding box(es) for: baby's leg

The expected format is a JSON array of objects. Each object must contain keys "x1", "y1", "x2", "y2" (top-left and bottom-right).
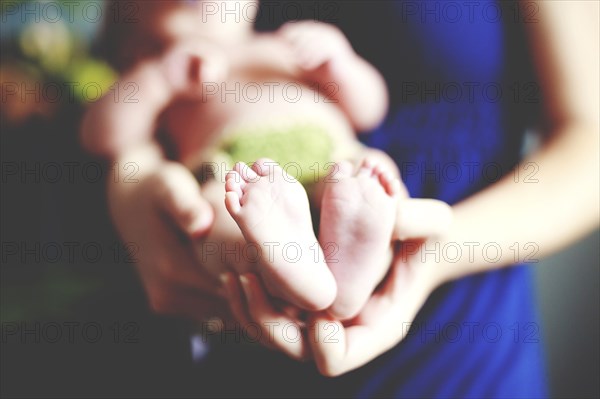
[
  {"x1": 318, "y1": 156, "x2": 401, "y2": 320},
  {"x1": 224, "y1": 159, "x2": 337, "y2": 311}
]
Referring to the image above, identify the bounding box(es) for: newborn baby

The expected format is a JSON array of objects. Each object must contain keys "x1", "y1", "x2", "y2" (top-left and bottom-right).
[{"x1": 85, "y1": 0, "x2": 404, "y2": 320}]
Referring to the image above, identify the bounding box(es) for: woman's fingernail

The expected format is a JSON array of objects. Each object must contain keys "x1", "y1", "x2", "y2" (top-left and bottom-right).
[
  {"x1": 189, "y1": 218, "x2": 210, "y2": 237},
  {"x1": 189, "y1": 209, "x2": 214, "y2": 237},
  {"x1": 219, "y1": 273, "x2": 230, "y2": 287},
  {"x1": 239, "y1": 275, "x2": 252, "y2": 300}
]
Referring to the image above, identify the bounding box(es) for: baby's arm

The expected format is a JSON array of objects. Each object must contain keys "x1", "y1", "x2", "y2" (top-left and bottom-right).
[
  {"x1": 81, "y1": 56, "x2": 176, "y2": 158},
  {"x1": 81, "y1": 41, "x2": 227, "y2": 158},
  {"x1": 80, "y1": 42, "x2": 228, "y2": 236},
  {"x1": 278, "y1": 21, "x2": 388, "y2": 132}
]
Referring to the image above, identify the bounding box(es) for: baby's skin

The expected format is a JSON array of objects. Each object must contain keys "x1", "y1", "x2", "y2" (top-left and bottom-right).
[
  {"x1": 176, "y1": 18, "x2": 400, "y2": 318},
  {"x1": 87, "y1": 0, "x2": 401, "y2": 319},
  {"x1": 185, "y1": 25, "x2": 401, "y2": 316},
  {"x1": 225, "y1": 158, "x2": 401, "y2": 319}
]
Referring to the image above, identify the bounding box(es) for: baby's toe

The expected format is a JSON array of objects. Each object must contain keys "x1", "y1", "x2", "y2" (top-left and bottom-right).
[
  {"x1": 332, "y1": 161, "x2": 353, "y2": 180},
  {"x1": 358, "y1": 157, "x2": 384, "y2": 178},
  {"x1": 225, "y1": 171, "x2": 244, "y2": 198},
  {"x1": 357, "y1": 163, "x2": 375, "y2": 178},
  {"x1": 251, "y1": 158, "x2": 278, "y2": 177},
  {"x1": 234, "y1": 162, "x2": 259, "y2": 182},
  {"x1": 378, "y1": 171, "x2": 401, "y2": 197},
  {"x1": 224, "y1": 191, "x2": 242, "y2": 215}
]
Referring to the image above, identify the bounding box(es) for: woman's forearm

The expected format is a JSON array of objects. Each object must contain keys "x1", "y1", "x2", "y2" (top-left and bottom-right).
[
  {"x1": 431, "y1": 123, "x2": 599, "y2": 284},
  {"x1": 423, "y1": 0, "x2": 600, "y2": 285}
]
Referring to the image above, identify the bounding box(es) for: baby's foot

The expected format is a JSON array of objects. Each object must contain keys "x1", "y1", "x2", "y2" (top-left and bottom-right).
[
  {"x1": 320, "y1": 159, "x2": 401, "y2": 320},
  {"x1": 225, "y1": 159, "x2": 336, "y2": 311}
]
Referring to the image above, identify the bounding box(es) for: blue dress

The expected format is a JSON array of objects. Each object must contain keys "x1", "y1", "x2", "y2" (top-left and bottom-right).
[
  {"x1": 353, "y1": 2, "x2": 547, "y2": 397},
  {"x1": 199, "y1": 1, "x2": 549, "y2": 397}
]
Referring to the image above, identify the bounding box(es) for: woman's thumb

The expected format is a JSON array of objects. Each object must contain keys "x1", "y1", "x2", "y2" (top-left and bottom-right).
[{"x1": 155, "y1": 164, "x2": 215, "y2": 237}]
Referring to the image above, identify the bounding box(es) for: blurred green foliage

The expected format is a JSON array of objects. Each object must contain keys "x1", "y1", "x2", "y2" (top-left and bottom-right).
[{"x1": 1, "y1": 0, "x2": 116, "y2": 124}]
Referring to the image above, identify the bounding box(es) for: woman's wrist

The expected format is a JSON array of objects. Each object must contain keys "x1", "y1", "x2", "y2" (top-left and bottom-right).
[{"x1": 418, "y1": 206, "x2": 464, "y2": 289}]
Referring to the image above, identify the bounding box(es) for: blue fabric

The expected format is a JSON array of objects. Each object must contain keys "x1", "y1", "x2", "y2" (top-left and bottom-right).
[{"x1": 351, "y1": 1, "x2": 548, "y2": 397}]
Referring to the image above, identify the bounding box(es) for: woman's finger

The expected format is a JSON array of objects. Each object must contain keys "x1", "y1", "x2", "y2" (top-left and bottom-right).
[
  {"x1": 239, "y1": 274, "x2": 309, "y2": 360},
  {"x1": 394, "y1": 198, "x2": 453, "y2": 240},
  {"x1": 143, "y1": 280, "x2": 230, "y2": 322},
  {"x1": 221, "y1": 272, "x2": 253, "y2": 327},
  {"x1": 153, "y1": 163, "x2": 215, "y2": 237},
  {"x1": 147, "y1": 220, "x2": 223, "y2": 296},
  {"x1": 222, "y1": 272, "x2": 280, "y2": 352},
  {"x1": 225, "y1": 273, "x2": 309, "y2": 360},
  {"x1": 309, "y1": 312, "x2": 396, "y2": 377},
  {"x1": 309, "y1": 250, "x2": 437, "y2": 377}
]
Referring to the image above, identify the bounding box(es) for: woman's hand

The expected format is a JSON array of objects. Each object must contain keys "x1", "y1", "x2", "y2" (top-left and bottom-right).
[
  {"x1": 221, "y1": 197, "x2": 453, "y2": 375},
  {"x1": 81, "y1": 38, "x2": 231, "y2": 322},
  {"x1": 308, "y1": 238, "x2": 443, "y2": 376},
  {"x1": 107, "y1": 155, "x2": 231, "y2": 322}
]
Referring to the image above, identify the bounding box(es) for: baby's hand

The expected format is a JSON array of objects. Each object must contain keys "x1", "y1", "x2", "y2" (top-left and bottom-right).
[
  {"x1": 278, "y1": 21, "x2": 355, "y2": 71},
  {"x1": 162, "y1": 40, "x2": 229, "y2": 97}
]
